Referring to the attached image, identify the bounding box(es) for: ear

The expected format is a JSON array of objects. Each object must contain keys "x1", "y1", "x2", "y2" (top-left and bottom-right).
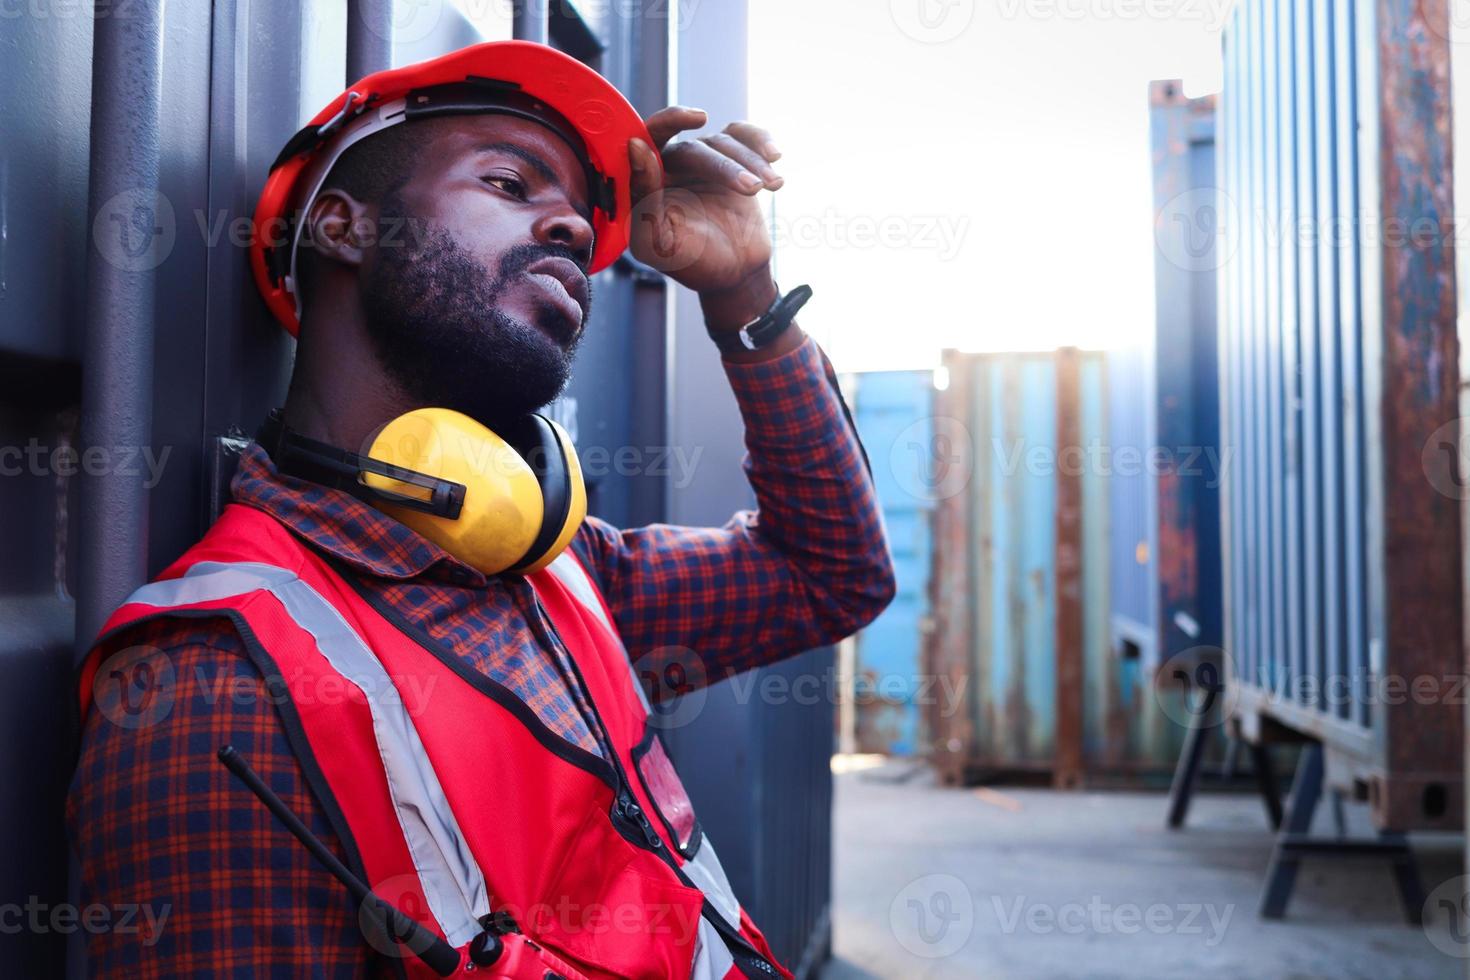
[{"x1": 302, "y1": 189, "x2": 372, "y2": 270}]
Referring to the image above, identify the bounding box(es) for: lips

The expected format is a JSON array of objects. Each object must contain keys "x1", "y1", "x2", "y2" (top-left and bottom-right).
[{"x1": 524, "y1": 256, "x2": 590, "y2": 327}]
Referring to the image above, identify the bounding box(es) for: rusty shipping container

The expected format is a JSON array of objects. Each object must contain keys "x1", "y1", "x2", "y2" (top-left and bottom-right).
[
  {"x1": 925, "y1": 350, "x2": 1190, "y2": 786},
  {"x1": 1216, "y1": 0, "x2": 1462, "y2": 831}
]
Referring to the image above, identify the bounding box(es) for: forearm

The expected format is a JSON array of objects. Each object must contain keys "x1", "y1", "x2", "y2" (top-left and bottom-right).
[
  {"x1": 576, "y1": 324, "x2": 895, "y2": 687},
  {"x1": 723, "y1": 332, "x2": 895, "y2": 635}
]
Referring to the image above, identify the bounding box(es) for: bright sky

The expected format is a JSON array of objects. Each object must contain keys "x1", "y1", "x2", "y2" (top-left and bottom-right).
[{"x1": 748, "y1": 0, "x2": 1231, "y2": 372}]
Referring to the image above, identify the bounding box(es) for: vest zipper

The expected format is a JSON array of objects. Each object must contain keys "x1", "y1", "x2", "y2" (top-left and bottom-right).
[{"x1": 522, "y1": 588, "x2": 779, "y2": 978}]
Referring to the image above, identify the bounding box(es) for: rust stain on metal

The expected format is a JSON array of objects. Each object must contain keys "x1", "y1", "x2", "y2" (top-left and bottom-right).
[
  {"x1": 1155, "y1": 469, "x2": 1198, "y2": 609},
  {"x1": 923, "y1": 350, "x2": 976, "y2": 786},
  {"x1": 1054, "y1": 347, "x2": 1085, "y2": 789},
  {"x1": 1374, "y1": 0, "x2": 1464, "y2": 830}
]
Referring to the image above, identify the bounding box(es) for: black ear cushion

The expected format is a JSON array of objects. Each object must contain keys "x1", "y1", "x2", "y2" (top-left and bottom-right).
[{"x1": 504, "y1": 414, "x2": 572, "y2": 571}]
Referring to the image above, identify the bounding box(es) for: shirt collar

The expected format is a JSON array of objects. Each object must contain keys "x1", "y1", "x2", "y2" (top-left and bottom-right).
[{"x1": 230, "y1": 440, "x2": 489, "y2": 587}]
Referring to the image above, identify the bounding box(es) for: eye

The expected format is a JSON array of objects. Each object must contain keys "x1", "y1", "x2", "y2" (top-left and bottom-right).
[{"x1": 482, "y1": 173, "x2": 527, "y2": 199}]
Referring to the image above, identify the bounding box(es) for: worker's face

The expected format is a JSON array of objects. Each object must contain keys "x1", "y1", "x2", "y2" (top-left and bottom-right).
[{"x1": 359, "y1": 114, "x2": 596, "y2": 428}]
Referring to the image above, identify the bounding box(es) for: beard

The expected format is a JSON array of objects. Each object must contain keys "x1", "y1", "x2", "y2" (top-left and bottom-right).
[{"x1": 358, "y1": 195, "x2": 588, "y2": 431}]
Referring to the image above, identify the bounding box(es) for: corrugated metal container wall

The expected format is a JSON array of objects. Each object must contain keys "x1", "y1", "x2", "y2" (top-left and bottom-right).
[
  {"x1": 0, "y1": 10, "x2": 96, "y2": 978},
  {"x1": 0, "y1": 0, "x2": 833, "y2": 974},
  {"x1": 1218, "y1": 0, "x2": 1462, "y2": 830},
  {"x1": 849, "y1": 371, "x2": 937, "y2": 756},
  {"x1": 1148, "y1": 81, "x2": 1224, "y2": 667},
  {"x1": 1106, "y1": 335, "x2": 1157, "y2": 664},
  {"x1": 926, "y1": 351, "x2": 1187, "y2": 785}
]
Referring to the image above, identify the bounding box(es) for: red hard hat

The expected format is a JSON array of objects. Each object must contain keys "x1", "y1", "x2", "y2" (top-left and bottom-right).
[{"x1": 250, "y1": 40, "x2": 660, "y2": 336}]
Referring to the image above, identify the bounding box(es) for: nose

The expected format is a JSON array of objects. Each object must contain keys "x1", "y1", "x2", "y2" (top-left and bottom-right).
[{"x1": 532, "y1": 202, "x2": 595, "y2": 269}]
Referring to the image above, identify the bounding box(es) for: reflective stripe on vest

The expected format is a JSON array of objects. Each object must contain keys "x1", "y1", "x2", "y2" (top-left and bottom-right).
[
  {"x1": 543, "y1": 552, "x2": 653, "y2": 716},
  {"x1": 122, "y1": 560, "x2": 489, "y2": 948}
]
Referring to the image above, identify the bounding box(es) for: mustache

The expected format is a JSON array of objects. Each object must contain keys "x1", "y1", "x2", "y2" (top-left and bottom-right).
[{"x1": 495, "y1": 242, "x2": 589, "y2": 285}]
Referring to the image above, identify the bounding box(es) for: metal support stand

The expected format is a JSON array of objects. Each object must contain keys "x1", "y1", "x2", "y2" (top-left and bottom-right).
[
  {"x1": 1248, "y1": 742, "x2": 1283, "y2": 829},
  {"x1": 1166, "y1": 711, "x2": 1213, "y2": 828},
  {"x1": 1166, "y1": 678, "x2": 1281, "y2": 830},
  {"x1": 1220, "y1": 737, "x2": 1241, "y2": 780},
  {"x1": 1257, "y1": 742, "x2": 1427, "y2": 923}
]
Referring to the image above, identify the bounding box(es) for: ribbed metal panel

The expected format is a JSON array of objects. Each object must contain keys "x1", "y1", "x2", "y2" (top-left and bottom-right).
[
  {"x1": 849, "y1": 370, "x2": 936, "y2": 756},
  {"x1": 1219, "y1": 0, "x2": 1462, "y2": 831},
  {"x1": 1106, "y1": 342, "x2": 1154, "y2": 653},
  {"x1": 1147, "y1": 81, "x2": 1223, "y2": 669},
  {"x1": 926, "y1": 350, "x2": 1187, "y2": 784}
]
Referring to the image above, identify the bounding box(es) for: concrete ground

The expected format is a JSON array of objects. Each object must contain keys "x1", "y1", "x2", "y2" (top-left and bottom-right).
[{"x1": 821, "y1": 759, "x2": 1464, "y2": 979}]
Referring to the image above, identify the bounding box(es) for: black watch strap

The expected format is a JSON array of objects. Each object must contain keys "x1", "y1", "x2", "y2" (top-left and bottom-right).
[{"x1": 706, "y1": 284, "x2": 812, "y2": 355}]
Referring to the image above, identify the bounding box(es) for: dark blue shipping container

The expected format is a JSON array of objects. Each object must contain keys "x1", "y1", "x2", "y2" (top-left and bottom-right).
[{"x1": 1216, "y1": 0, "x2": 1461, "y2": 832}]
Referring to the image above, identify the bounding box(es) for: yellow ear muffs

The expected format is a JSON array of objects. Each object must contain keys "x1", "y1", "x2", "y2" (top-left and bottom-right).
[
  {"x1": 504, "y1": 414, "x2": 587, "y2": 574},
  {"x1": 361, "y1": 407, "x2": 585, "y2": 576}
]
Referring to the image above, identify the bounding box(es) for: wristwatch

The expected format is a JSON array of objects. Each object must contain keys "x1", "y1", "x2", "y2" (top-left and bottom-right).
[{"x1": 706, "y1": 283, "x2": 813, "y2": 355}]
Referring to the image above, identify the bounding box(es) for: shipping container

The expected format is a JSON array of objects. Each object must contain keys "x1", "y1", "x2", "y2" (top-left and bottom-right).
[
  {"x1": 926, "y1": 350, "x2": 1189, "y2": 786},
  {"x1": 1217, "y1": 0, "x2": 1462, "y2": 832},
  {"x1": 1147, "y1": 81, "x2": 1225, "y2": 666},
  {"x1": 847, "y1": 370, "x2": 937, "y2": 756}
]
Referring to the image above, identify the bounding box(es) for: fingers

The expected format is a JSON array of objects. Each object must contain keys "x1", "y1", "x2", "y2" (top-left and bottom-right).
[
  {"x1": 644, "y1": 105, "x2": 709, "y2": 149},
  {"x1": 661, "y1": 126, "x2": 784, "y2": 195},
  {"x1": 636, "y1": 110, "x2": 785, "y2": 196},
  {"x1": 705, "y1": 133, "x2": 783, "y2": 190},
  {"x1": 722, "y1": 121, "x2": 781, "y2": 161},
  {"x1": 627, "y1": 138, "x2": 663, "y2": 202}
]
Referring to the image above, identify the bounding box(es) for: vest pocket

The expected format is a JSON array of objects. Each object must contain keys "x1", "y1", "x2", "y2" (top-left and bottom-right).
[
  {"x1": 533, "y1": 806, "x2": 705, "y2": 980},
  {"x1": 631, "y1": 730, "x2": 703, "y2": 858}
]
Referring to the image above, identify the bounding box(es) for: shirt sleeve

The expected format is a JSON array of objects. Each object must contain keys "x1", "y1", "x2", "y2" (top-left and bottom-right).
[
  {"x1": 66, "y1": 616, "x2": 380, "y2": 978},
  {"x1": 569, "y1": 334, "x2": 896, "y2": 695}
]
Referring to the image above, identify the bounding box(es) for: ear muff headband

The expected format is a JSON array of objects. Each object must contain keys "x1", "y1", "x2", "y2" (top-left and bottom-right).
[
  {"x1": 257, "y1": 409, "x2": 467, "y2": 518},
  {"x1": 502, "y1": 414, "x2": 573, "y2": 573}
]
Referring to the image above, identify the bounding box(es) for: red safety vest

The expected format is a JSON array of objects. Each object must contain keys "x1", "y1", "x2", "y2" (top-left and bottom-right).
[{"x1": 77, "y1": 503, "x2": 791, "y2": 980}]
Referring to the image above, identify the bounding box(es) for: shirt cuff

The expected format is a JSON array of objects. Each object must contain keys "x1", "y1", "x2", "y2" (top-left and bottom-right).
[{"x1": 722, "y1": 334, "x2": 850, "y2": 447}]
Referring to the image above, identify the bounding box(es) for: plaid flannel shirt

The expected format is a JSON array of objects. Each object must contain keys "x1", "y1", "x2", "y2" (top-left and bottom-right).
[{"x1": 66, "y1": 334, "x2": 894, "y2": 977}]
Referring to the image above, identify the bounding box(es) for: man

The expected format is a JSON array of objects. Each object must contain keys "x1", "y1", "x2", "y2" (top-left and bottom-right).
[{"x1": 69, "y1": 41, "x2": 892, "y2": 979}]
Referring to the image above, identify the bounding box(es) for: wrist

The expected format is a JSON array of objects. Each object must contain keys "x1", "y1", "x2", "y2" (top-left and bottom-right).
[
  {"x1": 698, "y1": 265, "x2": 779, "y2": 333},
  {"x1": 720, "y1": 324, "x2": 806, "y2": 363}
]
